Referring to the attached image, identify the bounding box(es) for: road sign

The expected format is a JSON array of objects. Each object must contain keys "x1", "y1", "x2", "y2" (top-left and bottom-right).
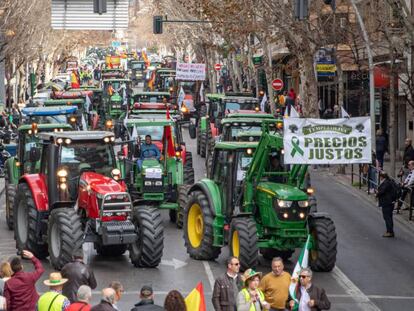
[
  {"x1": 214, "y1": 63, "x2": 222, "y2": 71},
  {"x1": 272, "y1": 79, "x2": 284, "y2": 91}
]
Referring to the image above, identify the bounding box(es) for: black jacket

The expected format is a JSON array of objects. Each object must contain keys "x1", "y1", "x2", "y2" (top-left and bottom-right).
[
  {"x1": 61, "y1": 260, "x2": 97, "y2": 303},
  {"x1": 403, "y1": 145, "x2": 414, "y2": 166},
  {"x1": 91, "y1": 300, "x2": 117, "y2": 311},
  {"x1": 377, "y1": 178, "x2": 395, "y2": 206},
  {"x1": 295, "y1": 284, "x2": 330, "y2": 311},
  {"x1": 130, "y1": 299, "x2": 163, "y2": 311}
]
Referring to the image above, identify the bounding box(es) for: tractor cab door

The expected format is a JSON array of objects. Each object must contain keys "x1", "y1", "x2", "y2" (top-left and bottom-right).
[{"x1": 212, "y1": 150, "x2": 235, "y2": 219}]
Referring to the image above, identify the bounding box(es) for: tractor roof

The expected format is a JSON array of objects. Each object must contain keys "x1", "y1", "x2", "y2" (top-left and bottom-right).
[
  {"x1": 77, "y1": 86, "x2": 102, "y2": 92},
  {"x1": 226, "y1": 112, "x2": 275, "y2": 119},
  {"x1": 157, "y1": 68, "x2": 176, "y2": 73},
  {"x1": 43, "y1": 99, "x2": 85, "y2": 106},
  {"x1": 129, "y1": 110, "x2": 178, "y2": 116},
  {"x1": 22, "y1": 106, "x2": 78, "y2": 116},
  {"x1": 221, "y1": 118, "x2": 279, "y2": 126},
  {"x1": 18, "y1": 123, "x2": 72, "y2": 131},
  {"x1": 133, "y1": 91, "x2": 170, "y2": 96},
  {"x1": 102, "y1": 78, "x2": 131, "y2": 83},
  {"x1": 125, "y1": 118, "x2": 174, "y2": 127},
  {"x1": 224, "y1": 92, "x2": 255, "y2": 97},
  {"x1": 214, "y1": 141, "x2": 258, "y2": 150},
  {"x1": 38, "y1": 131, "x2": 114, "y2": 141},
  {"x1": 222, "y1": 96, "x2": 258, "y2": 102},
  {"x1": 206, "y1": 93, "x2": 224, "y2": 99}
]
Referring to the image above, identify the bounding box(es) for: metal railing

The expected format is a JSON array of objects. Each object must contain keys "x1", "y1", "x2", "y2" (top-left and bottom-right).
[{"x1": 350, "y1": 164, "x2": 414, "y2": 221}]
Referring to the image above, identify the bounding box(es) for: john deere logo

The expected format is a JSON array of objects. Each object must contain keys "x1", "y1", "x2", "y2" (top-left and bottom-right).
[{"x1": 302, "y1": 124, "x2": 352, "y2": 135}]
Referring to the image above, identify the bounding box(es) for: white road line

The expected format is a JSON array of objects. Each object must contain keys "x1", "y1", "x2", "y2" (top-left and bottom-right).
[
  {"x1": 202, "y1": 260, "x2": 215, "y2": 291},
  {"x1": 332, "y1": 266, "x2": 381, "y2": 311},
  {"x1": 367, "y1": 295, "x2": 414, "y2": 300}
]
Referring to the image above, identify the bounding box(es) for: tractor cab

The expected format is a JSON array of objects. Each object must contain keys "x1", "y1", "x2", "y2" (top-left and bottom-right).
[
  {"x1": 154, "y1": 68, "x2": 176, "y2": 92},
  {"x1": 132, "y1": 91, "x2": 171, "y2": 105},
  {"x1": 13, "y1": 130, "x2": 164, "y2": 270},
  {"x1": 128, "y1": 60, "x2": 146, "y2": 85},
  {"x1": 221, "y1": 117, "x2": 283, "y2": 142},
  {"x1": 21, "y1": 106, "x2": 79, "y2": 128},
  {"x1": 102, "y1": 79, "x2": 131, "y2": 119},
  {"x1": 183, "y1": 127, "x2": 336, "y2": 272},
  {"x1": 101, "y1": 68, "x2": 126, "y2": 79}
]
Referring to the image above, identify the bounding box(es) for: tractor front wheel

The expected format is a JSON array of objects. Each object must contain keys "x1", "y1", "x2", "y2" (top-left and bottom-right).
[
  {"x1": 309, "y1": 217, "x2": 337, "y2": 272},
  {"x1": 14, "y1": 183, "x2": 48, "y2": 259},
  {"x1": 200, "y1": 133, "x2": 207, "y2": 158},
  {"x1": 48, "y1": 208, "x2": 83, "y2": 270},
  {"x1": 5, "y1": 177, "x2": 16, "y2": 230},
  {"x1": 229, "y1": 218, "x2": 258, "y2": 271},
  {"x1": 183, "y1": 166, "x2": 195, "y2": 185},
  {"x1": 183, "y1": 191, "x2": 220, "y2": 260},
  {"x1": 185, "y1": 151, "x2": 193, "y2": 168},
  {"x1": 129, "y1": 205, "x2": 164, "y2": 267}
]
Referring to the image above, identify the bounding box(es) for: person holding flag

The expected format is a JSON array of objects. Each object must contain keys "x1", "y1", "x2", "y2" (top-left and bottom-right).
[{"x1": 288, "y1": 268, "x2": 330, "y2": 311}]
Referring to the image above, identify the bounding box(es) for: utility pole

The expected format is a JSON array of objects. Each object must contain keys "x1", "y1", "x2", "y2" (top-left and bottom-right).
[
  {"x1": 350, "y1": 0, "x2": 376, "y2": 151},
  {"x1": 0, "y1": 33, "x2": 5, "y2": 106}
]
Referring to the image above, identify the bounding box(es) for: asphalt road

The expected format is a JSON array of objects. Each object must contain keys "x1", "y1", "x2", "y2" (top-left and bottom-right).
[{"x1": 0, "y1": 129, "x2": 413, "y2": 310}]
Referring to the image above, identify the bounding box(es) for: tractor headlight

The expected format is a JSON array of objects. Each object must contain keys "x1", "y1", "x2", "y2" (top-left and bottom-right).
[
  {"x1": 181, "y1": 105, "x2": 188, "y2": 113},
  {"x1": 69, "y1": 116, "x2": 77, "y2": 123},
  {"x1": 307, "y1": 187, "x2": 314, "y2": 195},
  {"x1": 64, "y1": 138, "x2": 71, "y2": 145},
  {"x1": 298, "y1": 200, "x2": 309, "y2": 208},
  {"x1": 277, "y1": 199, "x2": 292, "y2": 208},
  {"x1": 111, "y1": 168, "x2": 121, "y2": 181},
  {"x1": 57, "y1": 168, "x2": 68, "y2": 186},
  {"x1": 104, "y1": 137, "x2": 110, "y2": 143},
  {"x1": 105, "y1": 120, "x2": 113, "y2": 129},
  {"x1": 57, "y1": 169, "x2": 68, "y2": 178},
  {"x1": 246, "y1": 148, "x2": 253, "y2": 155},
  {"x1": 155, "y1": 181, "x2": 162, "y2": 186},
  {"x1": 144, "y1": 181, "x2": 152, "y2": 186},
  {"x1": 59, "y1": 183, "x2": 67, "y2": 190},
  {"x1": 299, "y1": 212, "x2": 306, "y2": 219}
]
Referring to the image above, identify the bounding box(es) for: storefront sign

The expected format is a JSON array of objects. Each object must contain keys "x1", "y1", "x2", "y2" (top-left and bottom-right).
[
  {"x1": 284, "y1": 117, "x2": 371, "y2": 164},
  {"x1": 176, "y1": 62, "x2": 206, "y2": 81}
]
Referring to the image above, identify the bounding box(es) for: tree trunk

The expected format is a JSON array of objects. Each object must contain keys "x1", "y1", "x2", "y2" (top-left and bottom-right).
[
  {"x1": 298, "y1": 53, "x2": 319, "y2": 117},
  {"x1": 389, "y1": 51, "x2": 396, "y2": 177},
  {"x1": 262, "y1": 39, "x2": 275, "y2": 113}
]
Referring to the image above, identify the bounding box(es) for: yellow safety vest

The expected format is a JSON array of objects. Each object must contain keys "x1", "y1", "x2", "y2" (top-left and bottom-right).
[
  {"x1": 241, "y1": 288, "x2": 265, "y2": 311},
  {"x1": 37, "y1": 291, "x2": 66, "y2": 311}
]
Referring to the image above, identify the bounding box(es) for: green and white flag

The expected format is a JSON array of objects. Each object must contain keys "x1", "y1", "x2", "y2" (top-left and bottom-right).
[{"x1": 289, "y1": 235, "x2": 311, "y2": 311}]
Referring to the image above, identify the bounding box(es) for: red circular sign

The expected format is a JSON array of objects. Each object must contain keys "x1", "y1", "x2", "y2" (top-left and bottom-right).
[
  {"x1": 214, "y1": 63, "x2": 222, "y2": 71},
  {"x1": 272, "y1": 79, "x2": 284, "y2": 91}
]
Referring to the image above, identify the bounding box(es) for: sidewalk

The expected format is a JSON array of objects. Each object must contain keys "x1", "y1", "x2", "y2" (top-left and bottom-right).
[{"x1": 310, "y1": 161, "x2": 414, "y2": 229}]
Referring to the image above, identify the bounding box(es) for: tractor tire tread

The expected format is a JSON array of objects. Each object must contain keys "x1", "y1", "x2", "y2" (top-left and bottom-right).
[{"x1": 309, "y1": 217, "x2": 337, "y2": 272}]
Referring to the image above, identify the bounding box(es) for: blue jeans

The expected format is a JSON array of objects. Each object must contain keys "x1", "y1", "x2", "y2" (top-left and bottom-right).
[{"x1": 368, "y1": 166, "x2": 377, "y2": 190}]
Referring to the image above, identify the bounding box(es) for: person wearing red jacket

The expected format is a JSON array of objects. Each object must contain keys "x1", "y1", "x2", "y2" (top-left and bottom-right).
[{"x1": 4, "y1": 250, "x2": 45, "y2": 311}]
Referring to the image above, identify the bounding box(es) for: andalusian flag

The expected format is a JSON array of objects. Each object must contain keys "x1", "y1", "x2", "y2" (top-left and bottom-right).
[
  {"x1": 289, "y1": 235, "x2": 311, "y2": 311},
  {"x1": 185, "y1": 282, "x2": 206, "y2": 311}
]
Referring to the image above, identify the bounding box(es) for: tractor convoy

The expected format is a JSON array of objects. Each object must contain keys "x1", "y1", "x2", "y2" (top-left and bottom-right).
[{"x1": 5, "y1": 56, "x2": 337, "y2": 274}]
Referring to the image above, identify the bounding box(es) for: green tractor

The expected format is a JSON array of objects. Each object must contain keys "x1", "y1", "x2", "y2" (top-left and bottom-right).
[
  {"x1": 102, "y1": 78, "x2": 131, "y2": 119},
  {"x1": 4, "y1": 123, "x2": 72, "y2": 230},
  {"x1": 122, "y1": 118, "x2": 194, "y2": 227},
  {"x1": 128, "y1": 60, "x2": 146, "y2": 86},
  {"x1": 183, "y1": 127, "x2": 337, "y2": 272}
]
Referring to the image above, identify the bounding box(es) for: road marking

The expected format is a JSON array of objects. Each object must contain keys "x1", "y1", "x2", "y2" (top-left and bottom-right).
[
  {"x1": 160, "y1": 258, "x2": 187, "y2": 269},
  {"x1": 332, "y1": 266, "x2": 381, "y2": 311},
  {"x1": 202, "y1": 260, "x2": 215, "y2": 291}
]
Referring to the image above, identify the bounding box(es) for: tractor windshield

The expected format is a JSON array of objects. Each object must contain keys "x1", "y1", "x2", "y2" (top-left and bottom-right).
[
  {"x1": 134, "y1": 94, "x2": 170, "y2": 103},
  {"x1": 131, "y1": 62, "x2": 144, "y2": 70},
  {"x1": 227, "y1": 125, "x2": 262, "y2": 141},
  {"x1": 27, "y1": 115, "x2": 67, "y2": 124},
  {"x1": 236, "y1": 151, "x2": 254, "y2": 182},
  {"x1": 59, "y1": 142, "x2": 115, "y2": 177},
  {"x1": 23, "y1": 136, "x2": 41, "y2": 174},
  {"x1": 224, "y1": 102, "x2": 257, "y2": 111},
  {"x1": 131, "y1": 125, "x2": 163, "y2": 141}
]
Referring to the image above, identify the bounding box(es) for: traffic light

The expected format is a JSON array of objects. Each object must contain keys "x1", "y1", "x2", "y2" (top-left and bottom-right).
[
  {"x1": 93, "y1": 0, "x2": 107, "y2": 14},
  {"x1": 294, "y1": 0, "x2": 309, "y2": 20},
  {"x1": 153, "y1": 16, "x2": 163, "y2": 34},
  {"x1": 323, "y1": 0, "x2": 336, "y2": 11}
]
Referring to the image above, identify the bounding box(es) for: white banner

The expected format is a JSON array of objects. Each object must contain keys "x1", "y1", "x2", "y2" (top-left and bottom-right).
[
  {"x1": 176, "y1": 62, "x2": 206, "y2": 81},
  {"x1": 283, "y1": 117, "x2": 371, "y2": 164}
]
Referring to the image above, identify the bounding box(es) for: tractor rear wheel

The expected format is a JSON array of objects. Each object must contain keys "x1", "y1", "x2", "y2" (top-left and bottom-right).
[
  {"x1": 14, "y1": 183, "x2": 49, "y2": 259},
  {"x1": 95, "y1": 244, "x2": 128, "y2": 256},
  {"x1": 183, "y1": 166, "x2": 195, "y2": 185},
  {"x1": 260, "y1": 248, "x2": 294, "y2": 261},
  {"x1": 130, "y1": 205, "x2": 164, "y2": 267},
  {"x1": 5, "y1": 176, "x2": 16, "y2": 230},
  {"x1": 200, "y1": 133, "x2": 207, "y2": 158},
  {"x1": 229, "y1": 218, "x2": 258, "y2": 271},
  {"x1": 185, "y1": 151, "x2": 193, "y2": 168},
  {"x1": 176, "y1": 185, "x2": 191, "y2": 229},
  {"x1": 48, "y1": 208, "x2": 83, "y2": 270},
  {"x1": 309, "y1": 217, "x2": 337, "y2": 272},
  {"x1": 196, "y1": 124, "x2": 201, "y2": 155},
  {"x1": 183, "y1": 191, "x2": 220, "y2": 260}
]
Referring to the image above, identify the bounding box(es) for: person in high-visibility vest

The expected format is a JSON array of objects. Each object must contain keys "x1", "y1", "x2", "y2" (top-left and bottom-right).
[
  {"x1": 37, "y1": 272, "x2": 70, "y2": 311},
  {"x1": 71, "y1": 70, "x2": 80, "y2": 89},
  {"x1": 237, "y1": 269, "x2": 270, "y2": 311}
]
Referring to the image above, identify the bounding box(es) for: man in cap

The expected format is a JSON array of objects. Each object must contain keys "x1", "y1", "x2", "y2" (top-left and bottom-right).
[
  {"x1": 130, "y1": 285, "x2": 163, "y2": 311},
  {"x1": 37, "y1": 272, "x2": 71, "y2": 311},
  {"x1": 61, "y1": 249, "x2": 97, "y2": 303}
]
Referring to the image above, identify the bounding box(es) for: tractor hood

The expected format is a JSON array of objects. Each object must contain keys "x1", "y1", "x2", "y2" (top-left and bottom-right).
[
  {"x1": 142, "y1": 159, "x2": 163, "y2": 178},
  {"x1": 257, "y1": 182, "x2": 308, "y2": 201},
  {"x1": 111, "y1": 94, "x2": 122, "y2": 101},
  {"x1": 80, "y1": 171, "x2": 125, "y2": 194}
]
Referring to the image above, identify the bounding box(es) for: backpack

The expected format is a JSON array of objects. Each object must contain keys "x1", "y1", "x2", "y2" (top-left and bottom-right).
[{"x1": 389, "y1": 179, "x2": 401, "y2": 202}]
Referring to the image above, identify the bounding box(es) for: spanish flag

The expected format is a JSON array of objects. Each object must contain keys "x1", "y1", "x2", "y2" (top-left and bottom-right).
[{"x1": 185, "y1": 282, "x2": 206, "y2": 311}]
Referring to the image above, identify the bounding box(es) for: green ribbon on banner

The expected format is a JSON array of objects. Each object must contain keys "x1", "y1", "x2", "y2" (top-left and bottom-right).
[{"x1": 291, "y1": 137, "x2": 304, "y2": 158}]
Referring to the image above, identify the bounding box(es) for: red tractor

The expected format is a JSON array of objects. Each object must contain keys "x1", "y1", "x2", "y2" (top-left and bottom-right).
[{"x1": 13, "y1": 131, "x2": 163, "y2": 269}]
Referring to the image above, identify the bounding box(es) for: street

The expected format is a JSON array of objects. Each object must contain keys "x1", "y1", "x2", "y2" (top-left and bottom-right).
[{"x1": 1, "y1": 129, "x2": 413, "y2": 310}]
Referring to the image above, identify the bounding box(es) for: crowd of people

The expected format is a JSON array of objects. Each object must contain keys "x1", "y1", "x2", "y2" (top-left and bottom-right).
[
  {"x1": 0, "y1": 249, "x2": 331, "y2": 311},
  {"x1": 212, "y1": 256, "x2": 330, "y2": 311}
]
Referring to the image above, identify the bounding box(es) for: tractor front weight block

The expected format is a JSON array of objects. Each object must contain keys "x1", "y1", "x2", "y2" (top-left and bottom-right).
[{"x1": 101, "y1": 220, "x2": 137, "y2": 245}]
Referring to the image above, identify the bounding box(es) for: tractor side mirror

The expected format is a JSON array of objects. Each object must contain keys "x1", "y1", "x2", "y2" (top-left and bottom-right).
[
  {"x1": 29, "y1": 147, "x2": 41, "y2": 162},
  {"x1": 189, "y1": 123, "x2": 196, "y2": 139}
]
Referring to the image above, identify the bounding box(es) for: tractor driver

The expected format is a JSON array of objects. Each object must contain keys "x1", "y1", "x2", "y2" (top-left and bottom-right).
[
  {"x1": 268, "y1": 152, "x2": 285, "y2": 183},
  {"x1": 137, "y1": 135, "x2": 161, "y2": 170}
]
